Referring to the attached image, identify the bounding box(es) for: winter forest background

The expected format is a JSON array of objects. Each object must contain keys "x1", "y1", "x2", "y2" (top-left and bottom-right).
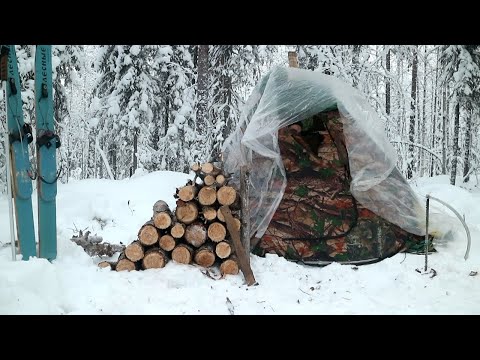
[{"x1": 1, "y1": 45, "x2": 479, "y2": 191}]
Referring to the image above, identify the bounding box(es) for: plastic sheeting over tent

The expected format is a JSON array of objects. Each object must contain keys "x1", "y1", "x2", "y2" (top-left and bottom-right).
[{"x1": 222, "y1": 66, "x2": 429, "y2": 240}]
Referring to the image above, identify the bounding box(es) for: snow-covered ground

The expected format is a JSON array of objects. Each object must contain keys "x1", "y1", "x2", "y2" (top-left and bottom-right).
[{"x1": 0, "y1": 170, "x2": 479, "y2": 314}]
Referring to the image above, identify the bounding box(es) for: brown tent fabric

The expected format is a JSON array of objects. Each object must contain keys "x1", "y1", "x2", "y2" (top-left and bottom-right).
[{"x1": 253, "y1": 110, "x2": 424, "y2": 263}]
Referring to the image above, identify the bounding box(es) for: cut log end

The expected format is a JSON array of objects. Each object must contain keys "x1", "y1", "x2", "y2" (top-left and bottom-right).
[
  {"x1": 202, "y1": 206, "x2": 217, "y2": 221},
  {"x1": 142, "y1": 249, "x2": 168, "y2": 269},
  {"x1": 178, "y1": 185, "x2": 197, "y2": 202},
  {"x1": 220, "y1": 258, "x2": 239, "y2": 275},
  {"x1": 175, "y1": 201, "x2": 199, "y2": 225},
  {"x1": 208, "y1": 222, "x2": 227, "y2": 242},
  {"x1": 125, "y1": 241, "x2": 144, "y2": 262},
  {"x1": 194, "y1": 246, "x2": 216, "y2": 268},
  {"x1": 204, "y1": 175, "x2": 216, "y2": 186},
  {"x1": 216, "y1": 174, "x2": 226, "y2": 186},
  {"x1": 184, "y1": 222, "x2": 207, "y2": 247},
  {"x1": 172, "y1": 244, "x2": 193, "y2": 264},
  {"x1": 217, "y1": 186, "x2": 237, "y2": 206},
  {"x1": 198, "y1": 186, "x2": 217, "y2": 206},
  {"x1": 170, "y1": 223, "x2": 186, "y2": 238},
  {"x1": 215, "y1": 241, "x2": 232, "y2": 259},
  {"x1": 116, "y1": 259, "x2": 136, "y2": 272},
  {"x1": 159, "y1": 234, "x2": 176, "y2": 252},
  {"x1": 153, "y1": 212, "x2": 172, "y2": 229},
  {"x1": 98, "y1": 261, "x2": 114, "y2": 270},
  {"x1": 201, "y1": 162, "x2": 214, "y2": 174},
  {"x1": 191, "y1": 163, "x2": 201, "y2": 172},
  {"x1": 138, "y1": 224, "x2": 159, "y2": 246}
]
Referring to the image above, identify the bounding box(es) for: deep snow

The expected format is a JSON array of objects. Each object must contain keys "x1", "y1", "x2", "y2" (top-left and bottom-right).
[{"x1": 0, "y1": 170, "x2": 479, "y2": 315}]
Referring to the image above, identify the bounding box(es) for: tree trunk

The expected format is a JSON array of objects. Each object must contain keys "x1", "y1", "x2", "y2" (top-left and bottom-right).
[
  {"x1": 442, "y1": 86, "x2": 448, "y2": 174},
  {"x1": 407, "y1": 47, "x2": 418, "y2": 179},
  {"x1": 132, "y1": 127, "x2": 138, "y2": 175},
  {"x1": 420, "y1": 46, "x2": 427, "y2": 177},
  {"x1": 450, "y1": 102, "x2": 460, "y2": 185},
  {"x1": 196, "y1": 45, "x2": 209, "y2": 138},
  {"x1": 463, "y1": 108, "x2": 472, "y2": 183},
  {"x1": 430, "y1": 48, "x2": 439, "y2": 177},
  {"x1": 385, "y1": 47, "x2": 391, "y2": 116}
]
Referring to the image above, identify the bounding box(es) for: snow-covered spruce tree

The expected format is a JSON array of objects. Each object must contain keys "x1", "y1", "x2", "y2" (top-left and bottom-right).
[
  {"x1": 92, "y1": 45, "x2": 163, "y2": 179},
  {"x1": 155, "y1": 45, "x2": 196, "y2": 173},
  {"x1": 207, "y1": 45, "x2": 278, "y2": 157},
  {"x1": 52, "y1": 45, "x2": 85, "y2": 182},
  {"x1": 440, "y1": 45, "x2": 480, "y2": 185}
]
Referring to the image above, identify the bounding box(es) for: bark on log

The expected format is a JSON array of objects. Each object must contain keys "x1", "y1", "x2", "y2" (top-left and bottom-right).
[
  {"x1": 220, "y1": 205, "x2": 257, "y2": 286},
  {"x1": 138, "y1": 221, "x2": 159, "y2": 246},
  {"x1": 116, "y1": 252, "x2": 137, "y2": 272},
  {"x1": 175, "y1": 200, "x2": 199, "y2": 225},
  {"x1": 159, "y1": 234, "x2": 177, "y2": 252},
  {"x1": 184, "y1": 222, "x2": 207, "y2": 247},
  {"x1": 171, "y1": 243, "x2": 194, "y2": 264},
  {"x1": 207, "y1": 222, "x2": 227, "y2": 242},
  {"x1": 170, "y1": 222, "x2": 186, "y2": 238},
  {"x1": 202, "y1": 206, "x2": 217, "y2": 221},
  {"x1": 142, "y1": 248, "x2": 168, "y2": 269},
  {"x1": 198, "y1": 186, "x2": 217, "y2": 206},
  {"x1": 178, "y1": 185, "x2": 198, "y2": 202},
  {"x1": 153, "y1": 200, "x2": 170, "y2": 214},
  {"x1": 193, "y1": 244, "x2": 216, "y2": 267},
  {"x1": 215, "y1": 241, "x2": 232, "y2": 259},
  {"x1": 125, "y1": 241, "x2": 145, "y2": 262},
  {"x1": 217, "y1": 186, "x2": 237, "y2": 206},
  {"x1": 220, "y1": 256, "x2": 239, "y2": 275}
]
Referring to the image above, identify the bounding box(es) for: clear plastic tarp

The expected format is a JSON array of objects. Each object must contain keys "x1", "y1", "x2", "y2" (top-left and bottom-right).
[{"x1": 222, "y1": 66, "x2": 431, "y2": 239}]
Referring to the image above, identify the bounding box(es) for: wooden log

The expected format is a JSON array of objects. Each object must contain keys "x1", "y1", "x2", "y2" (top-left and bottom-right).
[
  {"x1": 217, "y1": 208, "x2": 242, "y2": 224},
  {"x1": 215, "y1": 241, "x2": 232, "y2": 259},
  {"x1": 98, "y1": 261, "x2": 116, "y2": 270},
  {"x1": 159, "y1": 234, "x2": 177, "y2": 252},
  {"x1": 191, "y1": 163, "x2": 201, "y2": 173},
  {"x1": 217, "y1": 186, "x2": 237, "y2": 206},
  {"x1": 203, "y1": 175, "x2": 215, "y2": 186},
  {"x1": 170, "y1": 222, "x2": 186, "y2": 238},
  {"x1": 153, "y1": 200, "x2": 170, "y2": 214},
  {"x1": 153, "y1": 211, "x2": 172, "y2": 229},
  {"x1": 220, "y1": 205, "x2": 257, "y2": 286},
  {"x1": 178, "y1": 185, "x2": 198, "y2": 202},
  {"x1": 220, "y1": 256, "x2": 239, "y2": 275},
  {"x1": 240, "y1": 165, "x2": 251, "y2": 263},
  {"x1": 184, "y1": 222, "x2": 207, "y2": 247},
  {"x1": 215, "y1": 174, "x2": 226, "y2": 186},
  {"x1": 171, "y1": 243, "x2": 194, "y2": 264},
  {"x1": 124, "y1": 241, "x2": 145, "y2": 262},
  {"x1": 193, "y1": 244, "x2": 216, "y2": 267},
  {"x1": 198, "y1": 186, "x2": 217, "y2": 206},
  {"x1": 175, "y1": 200, "x2": 199, "y2": 225},
  {"x1": 202, "y1": 206, "x2": 217, "y2": 221},
  {"x1": 116, "y1": 252, "x2": 137, "y2": 272},
  {"x1": 142, "y1": 248, "x2": 168, "y2": 269},
  {"x1": 207, "y1": 222, "x2": 227, "y2": 243},
  {"x1": 201, "y1": 162, "x2": 221, "y2": 176},
  {"x1": 138, "y1": 220, "x2": 159, "y2": 246}
]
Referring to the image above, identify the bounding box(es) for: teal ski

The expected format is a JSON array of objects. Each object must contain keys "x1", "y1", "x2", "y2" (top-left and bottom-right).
[
  {"x1": 1, "y1": 45, "x2": 36, "y2": 260},
  {"x1": 35, "y1": 45, "x2": 59, "y2": 261}
]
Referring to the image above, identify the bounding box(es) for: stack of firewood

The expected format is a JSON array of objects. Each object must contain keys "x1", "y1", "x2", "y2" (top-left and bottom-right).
[{"x1": 99, "y1": 162, "x2": 241, "y2": 276}]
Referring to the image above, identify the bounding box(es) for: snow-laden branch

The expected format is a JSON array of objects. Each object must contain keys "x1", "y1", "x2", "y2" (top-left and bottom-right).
[{"x1": 390, "y1": 140, "x2": 443, "y2": 165}]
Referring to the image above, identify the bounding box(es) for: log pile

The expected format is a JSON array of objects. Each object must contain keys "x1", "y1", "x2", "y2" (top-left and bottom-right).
[{"x1": 100, "y1": 162, "x2": 250, "y2": 281}]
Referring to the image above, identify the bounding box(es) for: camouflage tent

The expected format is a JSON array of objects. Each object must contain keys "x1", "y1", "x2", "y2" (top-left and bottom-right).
[{"x1": 222, "y1": 66, "x2": 435, "y2": 265}]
